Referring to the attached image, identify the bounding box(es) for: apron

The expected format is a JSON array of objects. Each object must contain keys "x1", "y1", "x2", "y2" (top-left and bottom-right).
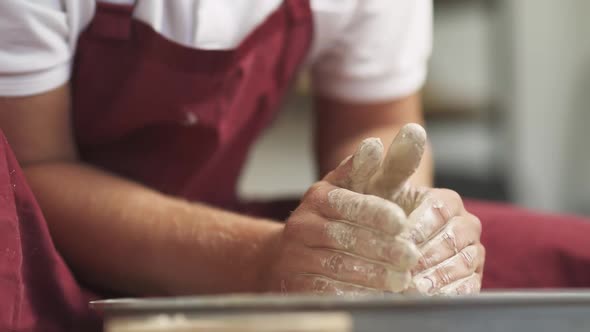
[
  {"x1": 2, "y1": 1, "x2": 590, "y2": 331},
  {"x1": 72, "y1": 0, "x2": 313, "y2": 212},
  {"x1": 2, "y1": 1, "x2": 313, "y2": 331}
]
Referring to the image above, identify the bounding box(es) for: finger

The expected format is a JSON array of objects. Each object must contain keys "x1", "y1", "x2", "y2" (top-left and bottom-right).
[
  {"x1": 292, "y1": 248, "x2": 412, "y2": 292},
  {"x1": 281, "y1": 274, "x2": 385, "y2": 296},
  {"x1": 409, "y1": 243, "x2": 484, "y2": 295},
  {"x1": 298, "y1": 216, "x2": 420, "y2": 268},
  {"x1": 437, "y1": 273, "x2": 482, "y2": 295},
  {"x1": 327, "y1": 187, "x2": 407, "y2": 236},
  {"x1": 414, "y1": 214, "x2": 482, "y2": 272},
  {"x1": 323, "y1": 138, "x2": 384, "y2": 193},
  {"x1": 403, "y1": 189, "x2": 464, "y2": 244},
  {"x1": 368, "y1": 123, "x2": 427, "y2": 199}
]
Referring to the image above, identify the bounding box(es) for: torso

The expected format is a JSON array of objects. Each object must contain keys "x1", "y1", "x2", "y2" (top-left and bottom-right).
[
  {"x1": 71, "y1": 0, "x2": 314, "y2": 213},
  {"x1": 61, "y1": 0, "x2": 362, "y2": 63}
]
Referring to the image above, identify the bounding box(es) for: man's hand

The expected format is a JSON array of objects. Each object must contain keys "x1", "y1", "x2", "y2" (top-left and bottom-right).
[
  {"x1": 327, "y1": 123, "x2": 484, "y2": 295},
  {"x1": 264, "y1": 152, "x2": 421, "y2": 295}
]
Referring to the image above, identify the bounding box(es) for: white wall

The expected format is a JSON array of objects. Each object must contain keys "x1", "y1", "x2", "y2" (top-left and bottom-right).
[{"x1": 499, "y1": 0, "x2": 590, "y2": 213}]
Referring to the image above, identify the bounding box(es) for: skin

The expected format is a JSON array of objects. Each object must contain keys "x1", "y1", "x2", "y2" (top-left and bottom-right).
[
  {"x1": 314, "y1": 94, "x2": 433, "y2": 187},
  {"x1": 266, "y1": 161, "x2": 419, "y2": 294},
  {"x1": 326, "y1": 123, "x2": 484, "y2": 295},
  {"x1": 0, "y1": 80, "x2": 483, "y2": 295}
]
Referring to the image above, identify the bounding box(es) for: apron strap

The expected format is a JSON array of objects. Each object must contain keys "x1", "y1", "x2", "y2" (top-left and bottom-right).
[
  {"x1": 285, "y1": 0, "x2": 312, "y2": 23},
  {"x1": 88, "y1": 1, "x2": 138, "y2": 40},
  {"x1": 275, "y1": 0, "x2": 313, "y2": 84}
]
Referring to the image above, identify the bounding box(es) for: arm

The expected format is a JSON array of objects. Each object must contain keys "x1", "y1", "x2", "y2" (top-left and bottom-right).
[
  {"x1": 1, "y1": 84, "x2": 422, "y2": 296},
  {"x1": 309, "y1": 0, "x2": 432, "y2": 186},
  {"x1": 314, "y1": 93, "x2": 433, "y2": 187},
  {"x1": 0, "y1": 84, "x2": 281, "y2": 295}
]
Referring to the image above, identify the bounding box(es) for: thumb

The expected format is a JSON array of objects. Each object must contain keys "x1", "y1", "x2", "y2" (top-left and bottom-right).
[
  {"x1": 368, "y1": 123, "x2": 427, "y2": 198},
  {"x1": 323, "y1": 137, "x2": 384, "y2": 193}
]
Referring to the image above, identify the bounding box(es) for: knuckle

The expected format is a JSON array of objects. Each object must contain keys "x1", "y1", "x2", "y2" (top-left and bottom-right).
[
  {"x1": 405, "y1": 221, "x2": 428, "y2": 244},
  {"x1": 448, "y1": 215, "x2": 480, "y2": 248},
  {"x1": 441, "y1": 189, "x2": 462, "y2": 207},
  {"x1": 415, "y1": 248, "x2": 433, "y2": 272},
  {"x1": 303, "y1": 182, "x2": 326, "y2": 206},
  {"x1": 324, "y1": 222, "x2": 358, "y2": 250},
  {"x1": 441, "y1": 227, "x2": 459, "y2": 253},
  {"x1": 433, "y1": 265, "x2": 453, "y2": 286},
  {"x1": 433, "y1": 188, "x2": 463, "y2": 213},
  {"x1": 456, "y1": 274, "x2": 482, "y2": 295},
  {"x1": 459, "y1": 246, "x2": 476, "y2": 269},
  {"x1": 468, "y1": 213, "x2": 483, "y2": 235},
  {"x1": 321, "y1": 253, "x2": 345, "y2": 274},
  {"x1": 310, "y1": 276, "x2": 332, "y2": 294}
]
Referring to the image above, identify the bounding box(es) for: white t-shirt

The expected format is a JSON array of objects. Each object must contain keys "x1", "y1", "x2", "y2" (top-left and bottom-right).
[{"x1": 0, "y1": 0, "x2": 432, "y2": 103}]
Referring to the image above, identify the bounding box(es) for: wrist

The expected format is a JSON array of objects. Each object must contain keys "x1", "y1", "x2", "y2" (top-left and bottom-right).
[
  {"x1": 254, "y1": 223, "x2": 284, "y2": 292},
  {"x1": 153, "y1": 199, "x2": 285, "y2": 295}
]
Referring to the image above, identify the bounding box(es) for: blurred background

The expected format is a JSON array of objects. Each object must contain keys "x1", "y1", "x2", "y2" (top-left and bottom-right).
[{"x1": 239, "y1": 0, "x2": 590, "y2": 216}]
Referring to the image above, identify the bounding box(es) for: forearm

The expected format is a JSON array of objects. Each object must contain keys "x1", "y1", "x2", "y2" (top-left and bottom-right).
[
  {"x1": 24, "y1": 162, "x2": 282, "y2": 295},
  {"x1": 314, "y1": 93, "x2": 433, "y2": 187},
  {"x1": 1, "y1": 85, "x2": 281, "y2": 295}
]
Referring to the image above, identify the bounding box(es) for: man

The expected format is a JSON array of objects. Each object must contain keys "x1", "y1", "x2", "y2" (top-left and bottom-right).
[{"x1": 0, "y1": 1, "x2": 588, "y2": 331}]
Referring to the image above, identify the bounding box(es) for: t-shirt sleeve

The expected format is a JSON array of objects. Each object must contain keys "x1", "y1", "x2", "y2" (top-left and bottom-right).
[
  {"x1": 0, "y1": 0, "x2": 74, "y2": 97},
  {"x1": 311, "y1": 0, "x2": 432, "y2": 103}
]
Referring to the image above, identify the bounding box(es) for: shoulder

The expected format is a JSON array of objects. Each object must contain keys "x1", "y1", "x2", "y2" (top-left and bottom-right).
[
  {"x1": 309, "y1": 0, "x2": 433, "y2": 102},
  {"x1": 0, "y1": 0, "x2": 94, "y2": 96},
  {"x1": 309, "y1": 0, "x2": 432, "y2": 57}
]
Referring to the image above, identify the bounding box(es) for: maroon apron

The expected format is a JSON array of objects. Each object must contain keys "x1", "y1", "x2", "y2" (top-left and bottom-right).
[
  {"x1": 72, "y1": 1, "x2": 313, "y2": 211},
  {"x1": 0, "y1": 133, "x2": 100, "y2": 332},
  {"x1": 1, "y1": 1, "x2": 590, "y2": 331}
]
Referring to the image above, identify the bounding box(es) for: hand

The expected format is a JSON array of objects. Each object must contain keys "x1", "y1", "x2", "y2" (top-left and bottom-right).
[
  {"x1": 264, "y1": 157, "x2": 421, "y2": 295},
  {"x1": 327, "y1": 123, "x2": 485, "y2": 295}
]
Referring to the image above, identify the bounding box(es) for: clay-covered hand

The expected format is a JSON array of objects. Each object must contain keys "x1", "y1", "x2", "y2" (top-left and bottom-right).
[
  {"x1": 328, "y1": 123, "x2": 484, "y2": 295},
  {"x1": 264, "y1": 153, "x2": 421, "y2": 295}
]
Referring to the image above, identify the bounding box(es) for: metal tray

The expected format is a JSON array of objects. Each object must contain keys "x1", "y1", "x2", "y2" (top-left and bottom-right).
[{"x1": 92, "y1": 290, "x2": 590, "y2": 332}]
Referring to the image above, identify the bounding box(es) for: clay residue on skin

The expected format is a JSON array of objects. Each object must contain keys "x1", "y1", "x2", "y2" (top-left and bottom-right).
[
  {"x1": 288, "y1": 274, "x2": 385, "y2": 296},
  {"x1": 381, "y1": 237, "x2": 421, "y2": 268},
  {"x1": 326, "y1": 189, "x2": 416, "y2": 291},
  {"x1": 441, "y1": 229, "x2": 459, "y2": 255},
  {"x1": 327, "y1": 188, "x2": 405, "y2": 236},
  {"x1": 368, "y1": 124, "x2": 427, "y2": 199},
  {"x1": 325, "y1": 222, "x2": 357, "y2": 250},
  {"x1": 348, "y1": 138, "x2": 383, "y2": 192},
  {"x1": 404, "y1": 197, "x2": 450, "y2": 245},
  {"x1": 410, "y1": 244, "x2": 481, "y2": 295},
  {"x1": 438, "y1": 273, "x2": 481, "y2": 295}
]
